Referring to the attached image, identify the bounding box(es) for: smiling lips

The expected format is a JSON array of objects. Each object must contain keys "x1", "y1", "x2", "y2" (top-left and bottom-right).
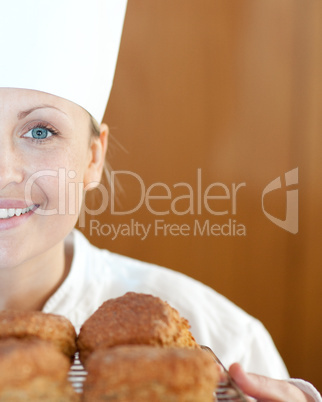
[{"x1": 0, "y1": 205, "x2": 36, "y2": 219}]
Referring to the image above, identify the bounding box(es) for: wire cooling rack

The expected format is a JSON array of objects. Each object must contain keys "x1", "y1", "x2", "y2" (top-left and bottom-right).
[{"x1": 200, "y1": 345, "x2": 248, "y2": 401}]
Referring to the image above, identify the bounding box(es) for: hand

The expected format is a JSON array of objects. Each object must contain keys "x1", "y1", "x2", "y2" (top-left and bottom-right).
[{"x1": 228, "y1": 363, "x2": 314, "y2": 402}]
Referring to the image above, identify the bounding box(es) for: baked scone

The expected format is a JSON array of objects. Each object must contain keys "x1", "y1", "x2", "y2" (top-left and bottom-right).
[
  {"x1": 77, "y1": 292, "x2": 198, "y2": 364},
  {"x1": 83, "y1": 345, "x2": 220, "y2": 402},
  {"x1": 0, "y1": 338, "x2": 79, "y2": 402},
  {"x1": 0, "y1": 310, "x2": 77, "y2": 359}
]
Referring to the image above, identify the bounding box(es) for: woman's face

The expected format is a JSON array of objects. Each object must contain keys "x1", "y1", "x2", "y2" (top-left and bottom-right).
[{"x1": 0, "y1": 88, "x2": 103, "y2": 269}]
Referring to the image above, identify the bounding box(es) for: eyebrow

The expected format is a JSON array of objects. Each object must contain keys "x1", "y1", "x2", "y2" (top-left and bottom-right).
[{"x1": 17, "y1": 104, "x2": 68, "y2": 120}]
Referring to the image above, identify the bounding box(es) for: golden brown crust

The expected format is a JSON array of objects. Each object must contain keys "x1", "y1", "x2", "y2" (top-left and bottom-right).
[
  {"x1": 77, "y1": 292, "x2": 198, "y2": 364},
  {"x1": 0, "y1": 310, "x2": 77, "y2": 359},
  {"x1": 0, "y1": 338, "x2": 79, "y2": 401},
  {"x1": 83, "y1": 345, "x2": 220, "y2": 402}
]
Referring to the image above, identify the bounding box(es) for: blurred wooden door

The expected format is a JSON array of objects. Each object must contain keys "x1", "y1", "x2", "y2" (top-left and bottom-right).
[{"x1": 80, "y1": 0, "x2": 322, "y2": 390}]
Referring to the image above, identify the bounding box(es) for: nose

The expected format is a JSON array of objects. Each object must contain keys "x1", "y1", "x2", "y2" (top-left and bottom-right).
[{"x1": 0, "y1": 141, "x2": 24, "y2": 191}]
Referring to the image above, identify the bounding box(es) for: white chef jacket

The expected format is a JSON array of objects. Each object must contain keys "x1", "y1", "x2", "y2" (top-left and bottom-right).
[{"x1": 42, "y1": 230, "x2": 321, "y2": 400}]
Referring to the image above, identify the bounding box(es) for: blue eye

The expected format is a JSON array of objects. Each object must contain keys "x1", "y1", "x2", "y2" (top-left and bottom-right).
[
  {"x1": 31, "y1": 127, "x2": 49, "y2": 139},
  {"x1": 24, "y1": 124, "x2": 58, "y2": 141}
]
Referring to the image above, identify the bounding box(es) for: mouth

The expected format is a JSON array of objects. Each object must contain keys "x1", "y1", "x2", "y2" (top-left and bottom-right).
[{"x1": 0, "y1": 204, "x2": 39, "y2": 219}]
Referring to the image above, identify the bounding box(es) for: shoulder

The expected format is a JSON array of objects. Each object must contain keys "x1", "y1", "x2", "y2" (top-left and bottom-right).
[
  {"x1": 74, "y1": 229, "x2": 241, "y2": 311},
  {"x1": 74, "y1": 230, "x2": 262, "y2": 338}
]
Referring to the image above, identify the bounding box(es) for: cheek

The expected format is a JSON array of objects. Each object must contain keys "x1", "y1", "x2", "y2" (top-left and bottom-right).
[
  {"x1": 24, "y1": 155, "x2": 89, "y2": 211},
  {"x1": 25, "y1": 174, "x2": 86, "y2": 224},
  {"x1": 21, "y1": 135, "x2": 92, "y2": 208},
  {"x1": 25, "y1": 146, "x2": 90, "y2": 184}
]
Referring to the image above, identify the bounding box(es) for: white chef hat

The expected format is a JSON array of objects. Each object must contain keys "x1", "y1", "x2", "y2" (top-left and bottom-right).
[{"x1": 0, "y1": 0, "x2": 127, "y2": 123}]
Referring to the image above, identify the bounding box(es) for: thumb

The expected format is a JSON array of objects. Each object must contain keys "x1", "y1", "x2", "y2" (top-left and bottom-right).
[{"x1": 229, "y1": 363, "x2": 310, "y2": 402}]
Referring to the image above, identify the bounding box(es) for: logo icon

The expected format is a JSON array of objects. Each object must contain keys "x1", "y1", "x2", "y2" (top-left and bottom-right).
[{"x1": 261, "y1": 168, "x2": 298, "y2": 234}]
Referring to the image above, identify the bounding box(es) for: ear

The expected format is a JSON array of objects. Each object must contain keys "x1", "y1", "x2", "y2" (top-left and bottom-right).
[{"x1": 83, "y1": 123, "x2": 109, "y2": 190}]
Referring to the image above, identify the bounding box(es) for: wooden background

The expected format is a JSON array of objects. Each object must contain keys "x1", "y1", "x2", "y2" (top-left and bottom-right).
[{"x1": 80, "y1": 0, "x2": 322, "y2": 390}]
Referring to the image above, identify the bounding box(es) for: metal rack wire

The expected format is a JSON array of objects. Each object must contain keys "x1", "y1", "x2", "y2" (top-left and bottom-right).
[{"x1": 201, "y1": 345, "x2": 248, "y2": 402}]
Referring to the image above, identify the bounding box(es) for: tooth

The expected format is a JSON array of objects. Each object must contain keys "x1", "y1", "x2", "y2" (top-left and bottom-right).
[
  {"x1": 0, "y1": 206, "x2": 35, "y2": 219},
  {"x1": 0, "y1": 209, "x2": 8, "y2": 219}
]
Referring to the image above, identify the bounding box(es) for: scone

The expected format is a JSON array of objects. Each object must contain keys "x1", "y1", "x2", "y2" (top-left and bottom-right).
[
  {"x1": 0, "y1": 310, "x2": 77, "y2": 359},
  {"x1": 0, "y1": 338, "x2": 79, "y2": 401},
  {"x1": 77, "y1": 292, "x2": 198, "y2": 364},
  {"x1": 83, "y1": 345, "x2": 219, "y2": 402}
]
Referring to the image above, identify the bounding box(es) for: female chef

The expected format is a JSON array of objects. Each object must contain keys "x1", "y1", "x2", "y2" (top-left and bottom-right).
[{"x1": 0, "y1": 1, "x2": 320, "y2": 400}]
